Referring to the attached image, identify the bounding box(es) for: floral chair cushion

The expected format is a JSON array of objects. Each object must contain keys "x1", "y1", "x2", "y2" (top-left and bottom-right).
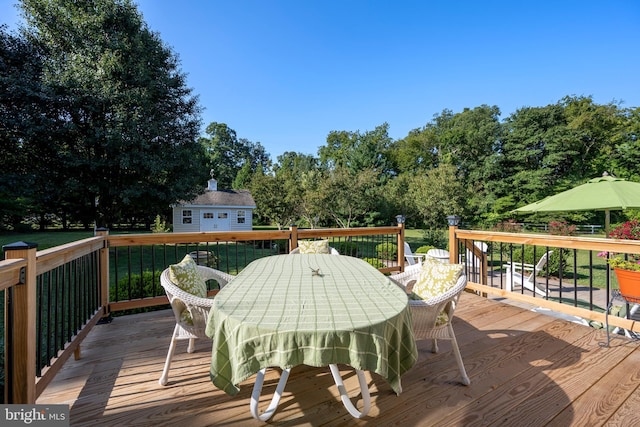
[
  {"x1": 169, "y1": 254, "x2": 207, "y2": 298},
  {"x1": 298, "y1": 239, "x2": 331, "y2": 254},
  {"x1": 411, "y1": 259, "x2": 463, "y2": 300}
]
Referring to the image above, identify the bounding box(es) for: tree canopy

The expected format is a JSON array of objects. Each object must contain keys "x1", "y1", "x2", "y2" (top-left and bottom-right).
[
  {"x1": 1, "y1": 1, "x2": 638, "y2": 232},
  {"x1": 2, "y1": 0, "x2": 206, "y2": 229}
]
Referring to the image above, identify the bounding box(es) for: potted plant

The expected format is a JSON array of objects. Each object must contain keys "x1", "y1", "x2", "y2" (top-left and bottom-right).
[
  {"x1": 605, "y1": 220, "x2": 640, "y2": 303},
  {"x1": 607, "y1": 256, "x2": 640, "y2": 303}
]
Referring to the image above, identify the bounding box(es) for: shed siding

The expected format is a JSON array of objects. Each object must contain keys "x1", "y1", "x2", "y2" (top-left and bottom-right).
[
  {"x1": 172, "y1": 206, "x2": 253, "y2": 232},
  {"x1": 173, "y1": 207, "x2": 200, "y2": 233}
]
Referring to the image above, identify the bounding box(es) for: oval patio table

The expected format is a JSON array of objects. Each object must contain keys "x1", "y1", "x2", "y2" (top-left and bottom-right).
[{"x1": 205, "y1": 253, "x2": 418, "y2": 421}]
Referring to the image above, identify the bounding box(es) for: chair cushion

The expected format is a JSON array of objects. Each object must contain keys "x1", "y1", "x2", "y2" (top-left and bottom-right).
[
  {"x1": 411, "y1": 259, "x2": 463, "y2": 301},
  {"x1": 298, "y1": 239, "x2": 331, "y2": 254},
  {"x1": 169, "y1": 254, "x2": 207, "y2": 298}
]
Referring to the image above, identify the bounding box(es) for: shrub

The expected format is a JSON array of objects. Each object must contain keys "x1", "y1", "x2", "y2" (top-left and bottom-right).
[
  {"x1": 111, "y1": 270, "x2": 166, "y2": 302},
  {"x1": 609, "y1": 219, "x2": 640, "y2": 240},
  {"x1": 375, "y1": 242, "x2": 397, "y2": 259},
  {"x1": 151, "y1": 215, "x2": 171, "y2": 233},
  {"x1": 548, "y1": 221, "x2": 577, "y2": 236},
  {"x1": 416, "y1": 245, "x2": 435, "y2": 254},
  {"x1": 362, "y1": 257, "x2": 385, "y2": 269},
  {"x1": 335, "y1": 241, "x2": 358, "y2": 257},
  {"x1": 421, "y1": 228, "x2": 448, "y2": 250},
  {"x1": 492, "y1": 220, "x2": 523, "y2": 233}
]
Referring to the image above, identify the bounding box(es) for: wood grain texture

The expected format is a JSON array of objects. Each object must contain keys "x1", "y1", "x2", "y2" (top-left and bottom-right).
[{"x1": 37, "y1": 292, "x2": 640, "y2": 426}]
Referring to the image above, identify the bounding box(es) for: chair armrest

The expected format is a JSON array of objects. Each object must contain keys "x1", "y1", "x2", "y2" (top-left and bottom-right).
[
  {"x1": 503, "y1": 262, "x2": 534, "y2": 273},
  {"x1": 197, "y1": 265, "x2": 234, "y2": 289}
]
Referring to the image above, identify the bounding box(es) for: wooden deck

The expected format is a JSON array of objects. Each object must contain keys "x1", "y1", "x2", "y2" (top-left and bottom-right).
[{"x1": 37, "y1": 292, "x2": 640, "y2": 426}]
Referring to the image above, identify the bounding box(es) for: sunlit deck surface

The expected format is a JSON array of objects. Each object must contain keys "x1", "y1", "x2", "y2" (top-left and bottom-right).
[{"x1": 38, "y1": 292, "x2": 640, "y2": 426}]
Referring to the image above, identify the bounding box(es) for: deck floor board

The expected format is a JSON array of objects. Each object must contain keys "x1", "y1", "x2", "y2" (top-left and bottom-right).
[{"x1": 37, "y1": 292, "x2": 640, "y2": 426}]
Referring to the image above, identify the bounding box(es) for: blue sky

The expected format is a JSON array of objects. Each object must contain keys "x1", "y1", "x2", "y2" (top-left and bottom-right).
[{"x1": 2, "y1": 1, "x2": 639, "y2": 159}]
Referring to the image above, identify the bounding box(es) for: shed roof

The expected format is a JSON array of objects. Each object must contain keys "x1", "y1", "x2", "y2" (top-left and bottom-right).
[{"x1": 181, "y1": 189, "x2": 256, "y2": 208}]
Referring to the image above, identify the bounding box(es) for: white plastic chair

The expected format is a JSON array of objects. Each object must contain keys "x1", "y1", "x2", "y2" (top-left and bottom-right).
[
  {"x1": 427, "y1": 248, "x2": 450, "y2": 264},
  {"x1": 404, "y1": 242, "x2": 426, "y2": 266},
  {"x1": 389, "y1": 269, "x2": 470, "y2": 385},
  {"x1": 159, "y1": 265, "x2": 234, "y2": 385},
  {"x1": 504, "y1": 251, "x2": 553, "y2": 297}
]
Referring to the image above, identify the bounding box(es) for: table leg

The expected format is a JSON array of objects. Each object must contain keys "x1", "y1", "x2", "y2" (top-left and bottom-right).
[
  {"x1": 250, "y1": 367, "x2": 291, "y2": 421},
  {"x1": 329, "y1": 364, "x2": 371, "y2": 418}
]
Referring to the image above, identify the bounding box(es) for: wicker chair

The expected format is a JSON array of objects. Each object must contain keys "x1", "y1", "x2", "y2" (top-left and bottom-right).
[
  {"x1": 289, "y1": 247, "x2": 340, "y2": 255},
  {"x1": 390, "y1": 268, "x2": 470, "y2": 385},
  {"x1": 159, "y1": 265, "x2": 234, "y2": 386}
]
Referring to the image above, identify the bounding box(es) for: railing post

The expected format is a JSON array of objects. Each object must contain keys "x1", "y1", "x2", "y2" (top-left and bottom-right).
[
  {"x1": 289, "y1": 224, "x2": 298, "y2": 252},
  {"x1": 447, "y1": 216, "x2": 461, "y2": 264},
  {"x1": 3, "y1": 241, "x2": 38, "y2": 404},
  {"x1": 95, "y1": 228, "x2": 111, "y2": 323},
  {"x1": 397, "y1": 218, "x2": 405, "y2": 273}
]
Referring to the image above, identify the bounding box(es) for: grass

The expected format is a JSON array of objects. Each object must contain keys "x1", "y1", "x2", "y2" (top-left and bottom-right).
[
  {"x1": 1, "y1": 227, "x2": 619, "y2": 290},
  {"x1": 0, "y1": 230, "x2": 95, "y2": 255}
]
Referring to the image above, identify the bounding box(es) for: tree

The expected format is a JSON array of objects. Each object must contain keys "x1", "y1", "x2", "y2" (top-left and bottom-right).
[
  {"x1": 0, "y1": 24, "x2": 66, "y2": 230},
  {"x1": 495, "y1": 103, "x2": 577, "y2": 205},
  {"x1": 249, "y1": 170, "x2": 298, "y2": 229},
  {"x1": 20, "y1": 0, "x2": 206, "y2": 228},
  {"x1": 409, "y1": 163, "x2": 466, "y2": 229},
  {"x1": 611, "y1": 106, "x2": 640, "y2": 181},
  {"x1": 317, "y1": 167, "x2": 383, "y2": 228},
  {"x1": 273, "y1": 151, "x2": 324, "y2": 227},
  {"x1": 202, "y1": 122, "x2": 270, "y2": 190},
  {"x1": 387, "y1": 126, "x2": 440, "y2": 175},
  {"x1": 561, "y1": 95, "x2": 621, "y2": 180},
  {"x1": 319, "y1": 123, "x2": 393, "y2": 176}
]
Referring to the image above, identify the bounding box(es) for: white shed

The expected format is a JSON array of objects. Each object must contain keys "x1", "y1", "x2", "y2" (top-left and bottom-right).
[{"x1": 172, "y1": 178, "x2": 256, "y2": 232}]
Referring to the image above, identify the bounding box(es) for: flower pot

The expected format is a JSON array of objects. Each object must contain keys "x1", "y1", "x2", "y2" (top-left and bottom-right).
[{"x1": 613, "y1": 268, "x2": 640, "y2": 303}]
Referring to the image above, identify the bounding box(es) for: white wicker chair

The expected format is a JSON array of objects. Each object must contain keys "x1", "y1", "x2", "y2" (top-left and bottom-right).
[
  {"x1": 159, "y1": 265, "x2": 234, "y2": 386},
  {"x1": 390, "y1": 269, "x2": 470, "y2": 385},
  {"x1": 289, "y1": 247, "x2": 340, "y2": 255}
]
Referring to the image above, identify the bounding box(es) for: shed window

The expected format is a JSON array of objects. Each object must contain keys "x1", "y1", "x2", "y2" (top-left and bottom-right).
[
  {"x1": 237, "y1": 210, "x2": 246, "y2": 224},
  {"x1": 182, "y1": 210, "x2": 192, "y2": 224}
]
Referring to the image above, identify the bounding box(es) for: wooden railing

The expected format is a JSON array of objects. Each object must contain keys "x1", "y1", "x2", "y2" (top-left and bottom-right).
[
  {"x1": 1, "y1": 225, "x2": 404, "y2": 403},
  {"x1": 4, "y1": 223, "x2": 640, "y2": 404},
  {"x1": 450, "y1": 226, "x2": 640, "y2": 335}
]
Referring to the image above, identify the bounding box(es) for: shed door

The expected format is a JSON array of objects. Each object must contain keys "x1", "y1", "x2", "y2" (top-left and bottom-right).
[{"x1": 200, "y1": 211, "x2": 230, "y2": 231}]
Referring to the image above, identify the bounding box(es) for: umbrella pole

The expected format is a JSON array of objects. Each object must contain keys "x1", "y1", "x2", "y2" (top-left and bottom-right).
[{"x1": 605, "y1": 209, "x2": 610, "y2": 237}]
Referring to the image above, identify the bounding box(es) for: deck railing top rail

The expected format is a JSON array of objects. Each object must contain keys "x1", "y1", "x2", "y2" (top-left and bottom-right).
[{"x1": 457, "y1": 229, "x2": 640, "y2": 255}]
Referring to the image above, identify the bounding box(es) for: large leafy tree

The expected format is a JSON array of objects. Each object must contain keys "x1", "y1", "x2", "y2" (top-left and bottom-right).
[
  {"x1": 317, "y1": 167, "x2": 383, "y2": 228},
  {"x1": 387, "y1": 126, "x2": 440, "y2": 175},
  {"x1": 0, "y1": 24, "x2": 67, "y2": 229},
  {"x1": 273, "y1": 152, "x2": 324, "y2": 227},
  {"x1": 409, "y1": 163, "x2": 466, "y2": 229},
  {"x1": 20, "y1": 0, "x2": 206, "y2": 228},
  {"x1": 495, "y1": 103, "x2": 576, "y2": 205},
  {"x1": 611, "y1": 106, "x2": 640, "y2": 181},
  {"x1": 249, "y1": 170, "x2": 298, "y2": 229},
  {"x1": 319, "y1": 123, "x2": 393, "y2": 177},
  {"x1": 202, "y1": 122, "x2": 270, "y2": 190}
]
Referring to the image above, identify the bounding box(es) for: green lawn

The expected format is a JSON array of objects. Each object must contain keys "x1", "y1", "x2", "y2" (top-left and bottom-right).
[
  {"x1": 1, "y1": 228, "x2": 617, "y2": 290},
  {"x1": 0, "y1": 230, "x2": 95, "y2": 255}
]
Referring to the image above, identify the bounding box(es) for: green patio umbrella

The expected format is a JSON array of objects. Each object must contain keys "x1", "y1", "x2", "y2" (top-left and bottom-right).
[{"x1": 513, "y1": 173, "x2": 640, "y2": 235}]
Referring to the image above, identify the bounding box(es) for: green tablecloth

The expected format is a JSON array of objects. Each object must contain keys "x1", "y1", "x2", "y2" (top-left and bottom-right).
[{"x1": 205, "y1": 254, "x2": 417, "y2": 396}]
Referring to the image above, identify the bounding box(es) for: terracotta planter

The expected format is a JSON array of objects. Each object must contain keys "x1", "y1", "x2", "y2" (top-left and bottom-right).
[{"x1": 613, "y1": 268, "x2": 640, "y2": 303}]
